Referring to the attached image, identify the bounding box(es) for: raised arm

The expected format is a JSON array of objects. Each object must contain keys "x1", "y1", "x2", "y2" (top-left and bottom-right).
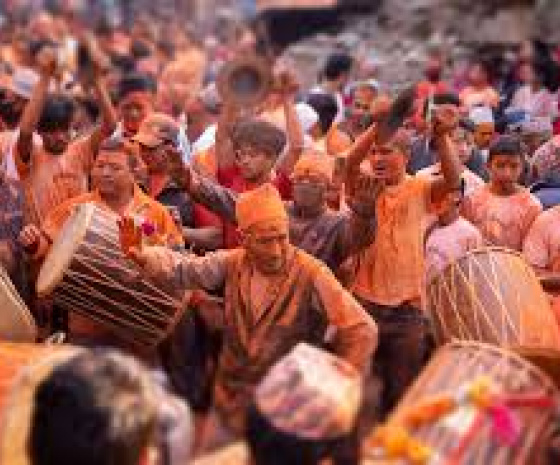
[
  {"x1": 118, "y1": 216, "x2": 227, "y2": 292},
  {"x1": 16, "y1": 47, "x2": 56, "y2": 164},
  {"x1": 274, "y1": 72, "x2": 304, "y2": 176},
  {"x1": 167, "y1": 145, "x2": 238, "y2": 223},
  {"x1": 80, "y1": 36, "x2": 118, "y2": 154},
  {"x1": 429, "y1": 105, "x2": 463, "y2": 204},
  {"x1": 214, "y1": 102, "x2": 239, "y2": 171}
]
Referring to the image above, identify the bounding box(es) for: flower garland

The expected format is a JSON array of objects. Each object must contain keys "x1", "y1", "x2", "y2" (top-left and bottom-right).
[{"x1": 366, "y1": 376, "x2": 554, "y2": 464}]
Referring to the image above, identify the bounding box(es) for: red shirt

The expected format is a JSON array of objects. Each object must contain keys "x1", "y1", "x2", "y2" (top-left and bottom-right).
[{"x1": 216, "y1": 165, "x2": 293, "y2": 248}]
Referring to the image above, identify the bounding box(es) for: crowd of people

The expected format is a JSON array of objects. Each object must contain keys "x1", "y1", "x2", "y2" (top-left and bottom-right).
[{"x1": 0, "y1": 3, "x2": 560, "y2": 465}]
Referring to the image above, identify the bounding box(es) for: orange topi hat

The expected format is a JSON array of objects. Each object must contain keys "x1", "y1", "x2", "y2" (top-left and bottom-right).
[{"x1": 236, "y1": 183, "x2": 287, "y2": 232}]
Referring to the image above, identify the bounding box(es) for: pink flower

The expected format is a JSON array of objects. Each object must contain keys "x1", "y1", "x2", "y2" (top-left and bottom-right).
[{"x1": 141, "y1": 220, "x2": 156, "y2": 236}]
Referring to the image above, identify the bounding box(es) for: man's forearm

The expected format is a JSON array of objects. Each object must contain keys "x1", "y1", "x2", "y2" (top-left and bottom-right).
[
  {"x1": 189, "y1": 173, "x2": 238, "y2": 224},
  {"x1": 435, "y1": 133, "x2": 462, "y2": 190},
  {"x1": 17, "y1": 75, "x2": 50, "y2": 162}
]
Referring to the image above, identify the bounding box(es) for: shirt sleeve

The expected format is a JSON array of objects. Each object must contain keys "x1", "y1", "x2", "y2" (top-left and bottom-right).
[
  {"x1": 192, "y1": 173, "x2": 238, "y2": 224},
  {"x1": 311, "y1": 263, "x2": 378, "y2": 372},
  {"x1": 523, "y1": 214, "x2": 550, "y2": 269},
  {"x1": 141, "y1": 246, "x2": 228, "y2": 292}
]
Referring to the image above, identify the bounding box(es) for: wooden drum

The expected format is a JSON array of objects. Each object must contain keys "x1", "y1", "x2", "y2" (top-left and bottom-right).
[
  {"x1": 0, "y1": 266, "x2": 37, "y2": 342},
  {"x1": 36, "y1": 203, "x2": 183, "y2": 348},
  {"x1": 426, "y1": 247, "x2": 560, "y2": 350},
  {"x1": 364, "y1": 341, "x2": 559, "y2": 464},
  {"x1": 0, "y1": 342, "x2": 80, "y2": 465}
]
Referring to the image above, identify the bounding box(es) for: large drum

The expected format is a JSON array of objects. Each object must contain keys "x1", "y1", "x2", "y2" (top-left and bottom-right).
[
  {"x1": 426, "y1": 247, "x2": 560, "y2": 350},
  {"x1": 0, "y1": 342, "x2": 80, "y2": 465},
  {"x1": 36, "y1": 203, "x2": 184, "y2": 348},
  {"x1": 0, "y1": 266, "x2": 37, "y2": 342},
  {"x1": 364, "y1": 341, "x2": 559, "y2": 464}
]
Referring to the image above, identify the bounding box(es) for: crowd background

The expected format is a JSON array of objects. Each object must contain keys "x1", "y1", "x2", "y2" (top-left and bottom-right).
[{"x1": 0, "y1": 1, "x2": 559, "y2": 464}]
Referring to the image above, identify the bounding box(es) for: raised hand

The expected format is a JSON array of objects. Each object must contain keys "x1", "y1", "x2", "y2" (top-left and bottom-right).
[
  {"x1": 432, "y1": 104, "x2": 459, "y2": 138},
  {"x1": 18, "y1": 224, "x2": 43, "y2": 254},
  {"x1": 118, "y1": 216, "x2": 143, "y2": 264},
  {"x1": 274, "y1": 70, "x2": 299, "y2": 100},
  {"x1": 348, "y1": 172, "x2": 385, "y2": 213},
  {"x1": 36, "y1": 46, "x2": 58, "y2": 78}
]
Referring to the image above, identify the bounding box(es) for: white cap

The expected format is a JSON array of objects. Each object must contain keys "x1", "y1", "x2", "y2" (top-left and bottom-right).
[
  {"x1": 8, "y1": 68, "x2": 40, "y2": 100},
  {"x1": 469, "y1": 106, "x2": 494, "y2": 125},
  {"x1": 295, "y1": 102, "x2": 320, "y2": 134}
]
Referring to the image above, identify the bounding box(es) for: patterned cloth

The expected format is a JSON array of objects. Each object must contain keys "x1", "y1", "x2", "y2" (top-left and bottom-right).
[
  {"x1": 255, "y1": 343, "x2": 362, "y2": 440},
  {"x1": 531, "y1": 135, "x2": 560, "y2": 181},
  {"x1": 462, "y1": 186, "x2": 542, "y2": 251}
]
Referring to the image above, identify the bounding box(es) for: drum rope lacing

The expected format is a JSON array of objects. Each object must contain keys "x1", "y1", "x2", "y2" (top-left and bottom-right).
[{"x1": 365, "y1": 376, "x2": 554, "y2": 464}]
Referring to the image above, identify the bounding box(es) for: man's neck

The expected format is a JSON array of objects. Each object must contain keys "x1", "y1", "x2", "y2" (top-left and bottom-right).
[{"x1": 102, "y1": 189, "x2": 135, "y2": 216}]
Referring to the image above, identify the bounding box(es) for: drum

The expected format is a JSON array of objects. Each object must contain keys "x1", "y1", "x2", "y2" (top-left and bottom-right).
[
  {"x1": 0, "y1": 266, "x2": 37, "y2": 342},
  {"x1": 0, "y1": 342, "x2": 80, "y2": 465},
  {"x1": 36, "y1": 203, "x2": 184, "y2": 348},
  {"x1": 426, "y1": 247, "x2": 560, "y2": 350},
  {"x1": 364, "y1": 341, "x2": 559, "y2": 464}
]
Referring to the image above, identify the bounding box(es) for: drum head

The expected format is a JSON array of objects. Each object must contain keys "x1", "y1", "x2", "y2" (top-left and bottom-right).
[
  {"x1": 0, "y1": 267, "x2": 37, "y2": 342},
  {"x1": 36, "y1": 203, "x2": 94, "y2": 297}
]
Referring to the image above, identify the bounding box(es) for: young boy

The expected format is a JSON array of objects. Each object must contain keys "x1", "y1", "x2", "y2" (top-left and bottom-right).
[
  {"x1": 424, "y1": 182, "x2": 484, "y2": 284},
  {"x1": 15, "y1": 44, "x2": 117, "y2": 226},
  {"x1": 462, "y1": 135, "x2": 542, "y2": 251}
]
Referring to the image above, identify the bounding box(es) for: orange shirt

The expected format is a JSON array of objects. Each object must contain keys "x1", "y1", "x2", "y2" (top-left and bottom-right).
[
  {"x1": 41, "y1": 186, "x2": 183, "y2": 247},
  {"x1": 16, "y1": 136, "x2": 95, "y2": 226},
  {"x1": 352, "y1": 176, "x2": 434, "y2": 306}
]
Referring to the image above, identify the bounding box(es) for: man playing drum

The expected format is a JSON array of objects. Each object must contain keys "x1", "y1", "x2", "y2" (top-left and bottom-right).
[
  {"x1": 19, "y1": 137, "x2": 182, "y2": 343},
  {"x1": 119, "y1": 182, "x2": 378, "y2": 451}
]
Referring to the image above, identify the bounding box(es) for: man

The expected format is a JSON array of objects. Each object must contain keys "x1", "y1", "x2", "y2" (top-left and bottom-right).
[
  {"x1": 311, "y1": 52, "x2": 354, "y2": 123},
  {"x1": 15, "y1": 41, "x2": 117, "y2": 226},
  {"x1": 0, "y1": 67, "x2": 39, "y2": 180},
  {"x1": 469, "y1": 105, "x2": 495, "y2": 163},
  {"x1": 326, "y1": 80, "x2": 381, "y2": 155},
  {"x1": 116, "y1": 72, "x2": 156, "y2": 139},
  {"x1": 133, "y1": 112, "x2": 222, "y2": 251},
  {"x1": 344, "y1": 104, "x2": 463, "y2": 415},
  {"x1": 119, "y1": 183, "x2": 378, "y2": 446},
  {"x1": 168, "y1": 150, "x2": 378, "y2": 272},
  {"x1": 3, "y1": 349, "x2": 193, "y2": 465},
  {"x1": 19, "y1": 137, "x2": 182, "y2": 343}
]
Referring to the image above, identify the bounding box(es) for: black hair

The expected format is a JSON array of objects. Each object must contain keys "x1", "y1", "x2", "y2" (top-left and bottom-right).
[
  {"x1": 421, "y1": 92, "x2": 461, "y2": 118},
  {"x1": 99, "y1": 136, "x2": 138, "y2": 170},
  {"x1": 232, "y1": 119, "x2": 287, "y2": 160},
  {"x1": 246, "y1": 403, "x2": 358, "y2": 465},
  {"x1": 130, "y1": 40, "x2": 152, "y2": 60},
  {"x1": 322, "y1": 53, "x2": 353, "y2": 81},
  {"x1": 75, "y1": 96, "x2": 100, "y2": 122},
  {"x1": 488, "y1": 134, "x2": 524, "y2": 163},
  {"x1": 37, "y1": 94, "x2": 75, "y2": 132},
  {"x1": 117, "y1": 73, "x2": 157, "y2": 101},
  {"x1": 111, "y1": 53, "x2": 137, "y2": 74},
  {"x1": 305, "y1": 92, "x2": 338, "y2": 135},
  {"x1": 29, "y1": 350, "x2": 156, "y2": 465}
]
